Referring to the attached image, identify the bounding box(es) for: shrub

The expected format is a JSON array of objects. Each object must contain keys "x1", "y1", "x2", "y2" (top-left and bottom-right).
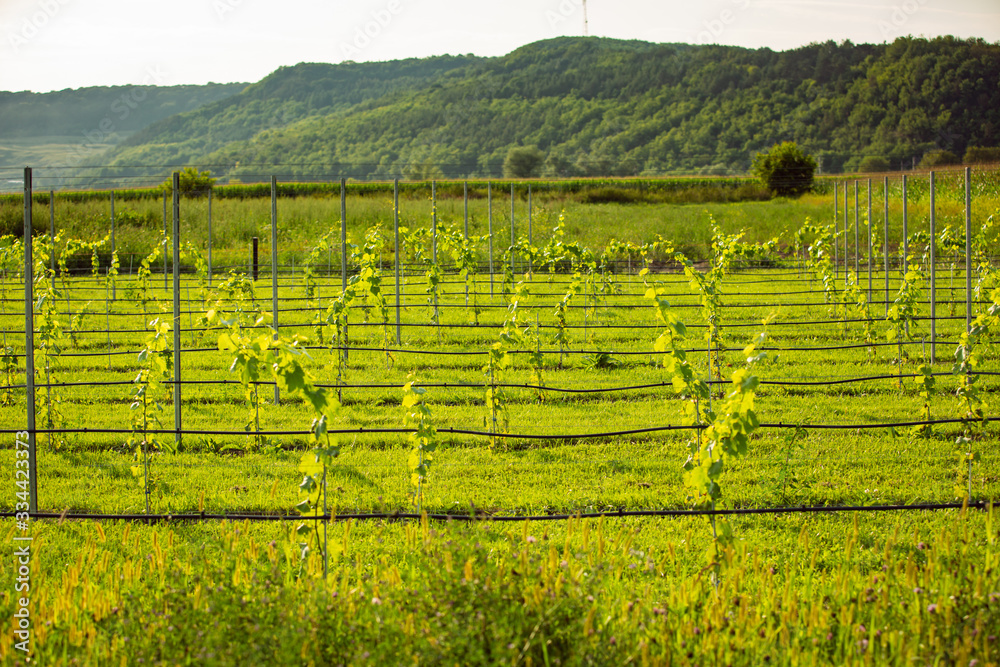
[
  {"x1": 918, "y1": 149, "x2": 960, "y2": 168},
  {"x1": 503, "y1": 146, "x2": 546, "y2": 178},
  {"x1": 159, "y1": 167, "x2": 216, "y2": 197},
  {"x1": 751, "y1": 142, "x2": 816, "y2": 196},
  {"x1": 963, "y1": 146, "x2": 1000, "y2": 164},
  {"x1": 858, "y1": 156, "x2": 890, "y2": 173}
]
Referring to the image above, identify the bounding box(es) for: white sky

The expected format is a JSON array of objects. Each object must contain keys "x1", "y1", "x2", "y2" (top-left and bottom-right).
[{"x1": 1, "y1": 0, "x2": 998, "y2": 92}]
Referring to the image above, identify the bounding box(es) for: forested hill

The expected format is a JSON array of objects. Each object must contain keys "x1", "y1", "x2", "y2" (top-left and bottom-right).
[
  {"x1": 0, "y1": 83, "x2": 248, "y2": 141},
  {"x1": 113, "y1": 55, "x2": 481, "y2": 163},
  {"x1": 88, "y1": 35, "x2": 1000, "y2": 182}
]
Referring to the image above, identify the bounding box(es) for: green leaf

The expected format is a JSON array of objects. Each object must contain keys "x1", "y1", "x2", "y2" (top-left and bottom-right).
[{"x1": 217, "y1": 332, "x2": 237, "y2": 352}]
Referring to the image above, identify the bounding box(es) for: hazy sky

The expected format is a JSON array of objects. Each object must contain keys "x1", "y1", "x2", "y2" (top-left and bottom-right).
[{"x1": 2, "y1": 0, "x2": 999, "y2": 92}]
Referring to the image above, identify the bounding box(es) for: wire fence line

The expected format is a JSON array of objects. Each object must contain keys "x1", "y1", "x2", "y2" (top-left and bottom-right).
[
  {"x1": 1, "y1": 500, "x2": 992, "y2": 525},
  {"x1": 4, "y1": 166, "x2": 998, "y2": 523}
]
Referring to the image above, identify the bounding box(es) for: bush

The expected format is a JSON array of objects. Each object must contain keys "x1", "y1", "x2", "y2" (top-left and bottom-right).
[
  {"x1": 503, "y1": 146, "x2": 546, "y2": 178},
  {"x1": 963, "y1": 146, "x2": 1000, "y2": 164},
  {"x1": 858, "y1": 156, "x2": 890, "y2": 173},
  {"x1": 918, "y1": 149, "x2": 960, "y2": 168},
  {"x1": 160, "y1": 167, "x2": 216, "y2": 197},
  {"x1": 751, "y1": 142, "x2": 816, "y2": 196}
]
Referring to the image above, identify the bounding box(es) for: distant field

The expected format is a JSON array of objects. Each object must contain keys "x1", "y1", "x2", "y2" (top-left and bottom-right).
[{"x1": 0, "y1": 136, "x2": 122, "y2": 177}]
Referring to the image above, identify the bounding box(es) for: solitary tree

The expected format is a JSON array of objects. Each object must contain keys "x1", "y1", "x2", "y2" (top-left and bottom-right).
[
  {"x1": 503, "y1": 146, "x2": 546, "y2": 178},
  {"x1": 160, "y1": 167, "x2": 216, "y2": 197},
  {"x1": 752, "y1": 142, "x2": 816, "y2": 196}
]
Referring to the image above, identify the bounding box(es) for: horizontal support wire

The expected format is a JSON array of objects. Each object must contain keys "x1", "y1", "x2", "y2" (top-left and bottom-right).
[
  {"x1": 1, "y1": 501, "x2": 992, "y2": 524},
  {"x1": 3, "y1": 336, "x2": 993, "y2": 360},
  {"x1": 4, "y1": 416, "x2": 995, "y2": 438},
  {"x1": 6, "y1": 370, "x2": 1000, "y2": 393}
]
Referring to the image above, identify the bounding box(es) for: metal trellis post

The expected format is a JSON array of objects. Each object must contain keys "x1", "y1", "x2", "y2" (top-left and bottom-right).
[{"x1": 172, "y1": 173, "x2": 183, "y2": 449}]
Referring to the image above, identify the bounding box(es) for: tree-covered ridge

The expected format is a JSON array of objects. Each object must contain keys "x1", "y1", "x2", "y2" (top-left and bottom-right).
[
  {"x1": 111, "y1": 56, "x2": 482, "y2": 162},
  {"x1": 93, "y1": 36, "x2": 1000, "y2": 182},
  {"x1": 0, "y1": 83, "x2": 248, "y2": 140}
]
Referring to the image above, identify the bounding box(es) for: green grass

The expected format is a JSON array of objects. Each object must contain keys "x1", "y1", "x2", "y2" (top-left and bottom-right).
[{"x1": 0, "y1": 196, "x2": 998, "y2": 664}]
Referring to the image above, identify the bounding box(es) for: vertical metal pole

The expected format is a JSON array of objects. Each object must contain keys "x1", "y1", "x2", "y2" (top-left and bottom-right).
[
  {"x1": 252, "y1": 237, "x2": 259, "y2": 281},
  {"x1": 867, "y1": 178, "x2": 872, "y2": 305},
  {"x1": 24, "y1": 168, "x2": 37, "y2": 512},
  {"x1": 854, "y1": 181, "x2": 860, "y2": 277},
  {"x1": 528, "y1": 184, "x2": 533, "y2": 275},
  {"x1": 432, "y1": 180, "x2": 438, "y2": 324},
  {"x1": 902, "y1": 175, "x2": 908, "y2": 277},
  {"x1": 488, "y1": 182, "x2": 494, "y2": 297},
  {"x1": 843, "y1": 182, "x2": 848, "y2": 282},
  {"x1": 965, "y1": 167, "x2": 972, "y2": 329},
  {"x1": 463, "y1": 181, "x2": 469, "y2": 306},
  {"x1": 884, "y1": 176, "x2": 889, "y2": 316},
  {"x1": 270, "y1": 176, "x2": 280, "y2": 405},
  {"x1": 463, "y1": 181, "x2": 469, "y2": 240},
  {"x1": 171, "y1": 173, "x2": 183, "y2": 449},
  {"x1": 163, "y1": 192, "x2": 168, "y2": 291},
  {"x1": 393, "y1": 179, "x2": 401, "y2": 345},
  {"x1": 929, "y1": 171, "x2": 936, "y2": 362},
  {"x1": 110, "y1": 190, "x2": 116, "y2": 300},
  {"x1": 340, "y1": 178, "x2": 348, "y2": 293},
  {"x1": 207, "y1": 189, "x2": 213, "y2": 282},
  {"x1": 340, "y1": 177, "x2": 348, "y2": 365},
  {"x1": 49, "y1": 190, "x2": 55, "y2": 293},
  {"x1": 510, "y1": 183, "x2": 516, "y2": 276},
  {"x1": 833, "y1": 182, "x2": 838, "y2": 275}
]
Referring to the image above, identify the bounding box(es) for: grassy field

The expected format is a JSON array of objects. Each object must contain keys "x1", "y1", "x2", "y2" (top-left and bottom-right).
[{"x1": 1, "y1": 188, "x2": 999, "y2": 664}]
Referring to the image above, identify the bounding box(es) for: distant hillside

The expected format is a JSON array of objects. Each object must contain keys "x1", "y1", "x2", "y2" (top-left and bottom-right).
[
  {"x1": 0, "y1": 83, "x2": 247, "y2": 141},
  {"x1": 97, "y1": 56, "x2": 481, "y2": 178},
  {"x1": 81, "y1": 36, "x2": 1000, "y2": 183}
]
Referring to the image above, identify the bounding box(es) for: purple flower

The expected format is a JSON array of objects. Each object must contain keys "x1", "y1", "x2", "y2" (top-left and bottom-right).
[{"x1": 927, "y1": 603, "x2": 938, "y2": 613}]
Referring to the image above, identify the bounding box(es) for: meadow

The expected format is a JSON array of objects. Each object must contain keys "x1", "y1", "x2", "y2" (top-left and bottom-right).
[{"x1": 1, "y1": 173, "x2": 999, "y2": 665}]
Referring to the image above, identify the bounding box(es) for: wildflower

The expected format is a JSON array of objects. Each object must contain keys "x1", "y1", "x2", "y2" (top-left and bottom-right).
[
  {"x1": 372, "y1": 597, "x2": 382, "y2": 605},
  {"x1": 927, "y1": 603, "x2": 938, "y2": 613},
  {"x1": 526, "y1": 535, "x2": 537, "y2": 544}
]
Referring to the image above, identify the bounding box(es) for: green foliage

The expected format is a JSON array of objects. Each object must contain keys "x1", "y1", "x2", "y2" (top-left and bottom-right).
[
  {"x1": 885, "y1": 259, "x2": 924, "y2": 388},
  {"x1": 964, "y1": 146, "x2": 1000, "y2": 164},
  {"x1": 951, "y1": 286, "x2": 1000, "y2": 499},
  {"x1": 919, "y1": 149, "x2": 960, "y2": 168},
  {"x1": 858, "y1": 156, "x2": 890, "y2": 173},
  {"x1": 770, "y1": 425, "x2": 809, "y2": 503},
  {"x1": 80, "y1": 36, "x2": 1000, "y2": 181},
  {"x1": 159, "y1": 167, "x2": 217, "y2": 197},
  {"x1": 752, "y1": 142, "x2": 817, "y2": 196},
  {"x1": 503, "y1": 145, "x2": 546, "y2": 178},
  {"x1": 128, "y1": 318, "x2": 175, "y2": 510},
  {"x1": 0, "y1": 83, "x2": 245, "y2": 141},
  {"x1": 402, "y1": 376, "x2": 439, "y2": 509}
]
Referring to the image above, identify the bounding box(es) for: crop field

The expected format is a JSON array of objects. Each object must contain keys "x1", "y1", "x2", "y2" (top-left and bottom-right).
[{"x1": 1, "y1": 173, "x2": 1000, "y2": 665}]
